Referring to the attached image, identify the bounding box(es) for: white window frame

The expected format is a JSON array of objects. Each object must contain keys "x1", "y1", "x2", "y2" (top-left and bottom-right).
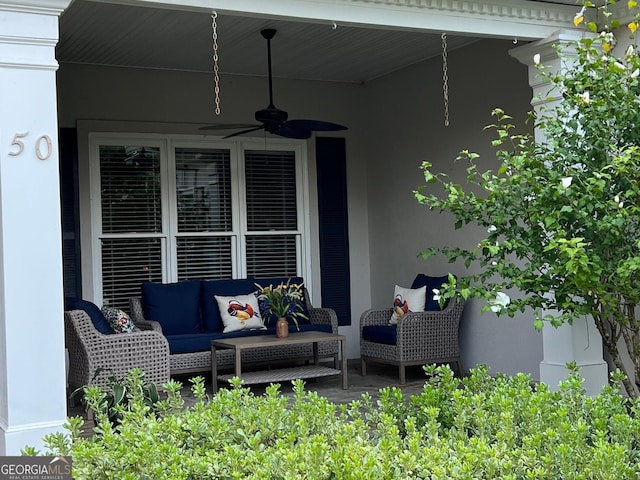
[{"x1": 87, "y1": 132, "x2": 310, "y2": 306}]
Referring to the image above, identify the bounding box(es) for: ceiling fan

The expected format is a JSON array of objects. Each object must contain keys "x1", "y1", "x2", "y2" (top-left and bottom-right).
[{"x1": 200, "y1": 28, "x2": 348, "y2": 139}]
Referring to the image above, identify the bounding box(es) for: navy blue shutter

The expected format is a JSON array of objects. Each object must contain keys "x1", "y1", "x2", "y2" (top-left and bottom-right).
[
  {"x1": 315, "y1": 137, "x2": 351, "y2": 325},
  {"x1": 59, "y1": 128, "x2": 82, "y2": 298}
]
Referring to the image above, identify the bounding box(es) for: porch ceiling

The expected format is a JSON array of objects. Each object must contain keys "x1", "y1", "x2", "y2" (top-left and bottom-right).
[{"x1": 58, "y1": 0, "x2": 580, "y2": 85}]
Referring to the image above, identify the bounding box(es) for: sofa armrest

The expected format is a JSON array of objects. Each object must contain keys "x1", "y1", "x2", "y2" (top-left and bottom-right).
[
  {"x1": 129, "y1": 296, "x2": 163, "y2": 333},
  {"x1": 303, "y1": 288, "x2": 339, "y2": 333},
  {"x1": 308, "y1": 306, "x2": 339, "y2": 333}
]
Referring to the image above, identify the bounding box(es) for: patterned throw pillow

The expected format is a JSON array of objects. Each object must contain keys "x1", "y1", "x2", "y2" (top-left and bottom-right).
[
  {"x1": 101, "y1": 306, "x2": 136, "y2": 333},
  {"x1": 389, "y1": 285, "x2": 427, "y2": 325},
  {"x1": 215, "y1": 293, "x2": 266, "y2": 333}
]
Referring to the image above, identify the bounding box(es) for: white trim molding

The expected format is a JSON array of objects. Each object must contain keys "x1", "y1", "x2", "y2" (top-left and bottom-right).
[
  {"x1": 94, "y1": 0, "x2": 580, "y2": 39},
  {"x1": 0, "y1": 1, "x2": 72, "y2": 13}
]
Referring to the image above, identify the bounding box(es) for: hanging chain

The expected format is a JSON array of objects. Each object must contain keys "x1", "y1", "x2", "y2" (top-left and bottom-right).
[
  {"x1": 441, "y1": 32, "x2": 450, "y2": 127},
  {"x1": 211, "y1": 12, "x2": 221, "y2": 115}
]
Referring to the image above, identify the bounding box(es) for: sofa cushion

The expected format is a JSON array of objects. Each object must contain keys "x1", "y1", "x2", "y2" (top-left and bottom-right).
[
  {"x1": 65, "y1": 297, "x2": 113, "y2": 335},
  {"x1": 101, "y1": 306, "x2": 136, "y2": 333},
  {"x1": 201, "y1": 278, "x2": 256, "y2": 332},
  {"x1": 362, "y1": 325, "x2": 397, "y2": 345},
  {"x1": 141, "y1": 280, "x2": 201, "y2": 335},
  {"x1": 166, "y1": 323, "x2": 332, "y2": 354},
  {"x1": 411, "y1": 274, "x2": 451, "y2": 311},
  {"x1": 215, "y1": 293, "x2": 265, "y2": 333},
  {"x1": 389, "y1": 285, "x2": 426, "y2": 325},
  {"x1": 254, "y1": 276, "x2": 311, "y2": 327}
]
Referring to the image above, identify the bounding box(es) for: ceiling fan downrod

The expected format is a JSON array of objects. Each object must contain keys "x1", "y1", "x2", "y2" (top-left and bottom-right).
[{"x1": 255, "y1": 28, "x2": 287, "y2": 124}]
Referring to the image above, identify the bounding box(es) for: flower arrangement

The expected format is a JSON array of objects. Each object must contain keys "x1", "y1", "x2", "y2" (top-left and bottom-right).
[{"x1": 255, "y1": 281, "x2": 308, "y2": 330}]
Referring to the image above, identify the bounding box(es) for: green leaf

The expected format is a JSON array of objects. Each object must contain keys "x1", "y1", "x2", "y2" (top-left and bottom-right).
[{"x1": 113, "y1": 384, "x2": 126, "y2": 406}]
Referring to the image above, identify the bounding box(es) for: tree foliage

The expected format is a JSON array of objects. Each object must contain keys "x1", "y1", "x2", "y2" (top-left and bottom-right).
[{"x1": 415, "y1": 0, "x2": 640, "y2": 396}]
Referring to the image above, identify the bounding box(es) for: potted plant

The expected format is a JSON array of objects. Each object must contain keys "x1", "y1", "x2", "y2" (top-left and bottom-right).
[
  {"x1": 70, "y1": 368, "x2": 162, "y2": 428},
  {"x1": 255, "y1": 281, "x2": 308, "y2": 337}
]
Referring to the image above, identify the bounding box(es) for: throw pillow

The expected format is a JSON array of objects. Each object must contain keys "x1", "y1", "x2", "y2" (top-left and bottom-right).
[
  {"x1": 101, "y1": 306, "x2": 136, "y2": 333},
  {"x1": 65, "y1": 297, "x2": 113, "y2": 335},
  {"x1": 201, "y1": 278, "x2": 257, "y2": 332},
  {"x1": 411, "y1": 274, "x2": 452, "y2": 310},
  {"x1": 389, "y1": 285, "x2": 426, "y2": 325},
  {"x1": 215, "y1": 293, "x2": 266, "y2": 333},
  {"x1": 141, "y1": 280, "x2": 202, "y2": 335}
]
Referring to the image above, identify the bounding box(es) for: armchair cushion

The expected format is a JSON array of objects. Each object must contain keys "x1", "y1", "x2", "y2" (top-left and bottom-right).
[
  {"x1": 389, "y1": 285, "x2": 426, "y2": 324},
  {"x1": 362, "y1": 325, "x2": 397, "y2": 345},
  {"x1": 411, "y1": 274, "x2": 451, "y2": 310},
  {"x1": 65, "y1": 297, "x2": 113, "y2": 335},
  {"x1": 142, "y1": 280, "x2": 201, "y2": 335}
]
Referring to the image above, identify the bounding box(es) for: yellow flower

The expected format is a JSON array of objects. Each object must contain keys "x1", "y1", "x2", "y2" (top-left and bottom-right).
[
  {"x1": 629, "y1": 21, "x2": 638, "y2": 33},
  {"x1": 573, "y1": 7, "x2": 585, "y2": 27}
]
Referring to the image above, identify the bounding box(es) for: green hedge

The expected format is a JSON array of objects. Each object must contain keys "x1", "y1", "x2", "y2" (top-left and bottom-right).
[{"x1": 27, "y1": 365, "x2": 640, "y2": 479}]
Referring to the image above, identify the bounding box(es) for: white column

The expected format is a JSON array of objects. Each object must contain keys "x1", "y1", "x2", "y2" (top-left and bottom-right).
[
  {"x1": 539, "y1": 316, "x2": 608, "y2": 397},
  {"x1": 510, "y1": 32, "x2": 608, "y2": 396},
  {"x1": 0, "y1": 0, "x2": 72, "y2": 454}
]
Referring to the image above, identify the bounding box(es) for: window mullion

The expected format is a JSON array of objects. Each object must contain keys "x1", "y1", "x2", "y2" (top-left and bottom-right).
[
  {"x1": 165, "y1": 139, "x2": 178, "y2": 283},
  {"x1": 234, "y1": 142, "x2": 247, "y2": 279}
]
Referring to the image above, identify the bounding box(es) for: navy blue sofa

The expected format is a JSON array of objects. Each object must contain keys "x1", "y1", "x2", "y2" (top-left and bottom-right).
[{"x1": 129, "y1": 277, "x2": 339, "y2": 375}]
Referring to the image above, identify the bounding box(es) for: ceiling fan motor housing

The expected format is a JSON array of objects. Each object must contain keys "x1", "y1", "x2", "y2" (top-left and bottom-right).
[{"x1": 255, "y1": 106, "x2": 288, "y2": 124}]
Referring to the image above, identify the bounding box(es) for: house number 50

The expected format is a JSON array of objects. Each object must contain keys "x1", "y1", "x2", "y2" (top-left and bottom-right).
[{"x1": 8, "y1": 132, "x2": 53, "y2": 160}]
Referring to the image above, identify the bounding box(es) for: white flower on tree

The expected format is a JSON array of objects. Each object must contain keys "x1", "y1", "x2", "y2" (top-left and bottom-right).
[
  {"x1": 432, "y1": 289, "x2": 441, "y2": 302},
  {"x1": 489, "y1": 292, "x2": 510, "y2": 313}
]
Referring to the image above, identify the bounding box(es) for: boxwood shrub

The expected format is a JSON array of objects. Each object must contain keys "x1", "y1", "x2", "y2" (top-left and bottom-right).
[{"x1": 25, "y1": 365, "x2": 640, "y2": 479}]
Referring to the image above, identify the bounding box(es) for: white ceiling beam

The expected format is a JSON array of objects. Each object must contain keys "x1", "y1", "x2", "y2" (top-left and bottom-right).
[{"x1": 85, "y1": 0, "x2": 580, "y2": 40}]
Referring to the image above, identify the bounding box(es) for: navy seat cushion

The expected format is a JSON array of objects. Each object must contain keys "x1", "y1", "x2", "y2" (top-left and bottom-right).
[
  {"x1": 411, "y1": 274, "x2": 452, "y2": 311},
  {"x1": 362, "y1": 325, "x2": 397, "y2": 345},
  {"x1": 201, "y1": 278, "x2": 257, "y2": 333},
  {"x1": 254, "y1": 276, "x2": 311, "y2": 327},
  {"x1": 166, "y1": 323, "x2": 332, "y2": 354},
  {"x1": 141, "y1": 280, "x2": 202, "y2": 335},
  {"x1": 65, "y1": 297, "x2": 113, "y2": 335}
]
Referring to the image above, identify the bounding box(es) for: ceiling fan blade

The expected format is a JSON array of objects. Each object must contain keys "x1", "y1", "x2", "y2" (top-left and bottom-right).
[
  {"x1": 272, "y1": 122, "x2": 313, "y2": 139},
  {"x1": 199, "y1": 123, "x2": 258, "y2": 131},
  {"x1": 286, "y1": 119, "x2": 348, "y2": 132},
  {"x1": 223, "y1": 126, "x2": 265, "y2": 139}
]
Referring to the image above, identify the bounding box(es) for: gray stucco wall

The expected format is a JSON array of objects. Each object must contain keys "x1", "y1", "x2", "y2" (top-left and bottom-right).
[
  {"x1": 56, "y1": 37, "x2": 543, "y2": 378},
  {"x1": 360, "y1": 38, "x2": 543, "y2": 379}
]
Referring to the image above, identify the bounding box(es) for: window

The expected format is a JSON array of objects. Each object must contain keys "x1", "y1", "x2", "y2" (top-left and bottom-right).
[
  {"x1": 91, "y1": 135, "x2": 307, "y2": 309},
  {"x1": 244, "y1": 150, "x2": 300, "y2": 277}
]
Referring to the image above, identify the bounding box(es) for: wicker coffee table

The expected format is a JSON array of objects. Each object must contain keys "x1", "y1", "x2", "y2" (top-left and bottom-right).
[{"x1": 211, "y1": 331, "x2": 347, "y2": 392}]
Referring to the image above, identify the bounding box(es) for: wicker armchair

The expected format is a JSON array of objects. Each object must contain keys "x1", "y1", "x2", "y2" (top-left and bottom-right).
[
  {"x1": 360, "y1": 296, "x2": 464, "y2": 384},
  {"x1": 65, "y1": 309, "x2": 170, "y2": 390}
]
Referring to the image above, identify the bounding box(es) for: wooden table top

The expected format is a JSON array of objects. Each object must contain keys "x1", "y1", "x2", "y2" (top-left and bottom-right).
[{"x1": 211, "y1": 331, "x2": 345, "y2": 350}]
